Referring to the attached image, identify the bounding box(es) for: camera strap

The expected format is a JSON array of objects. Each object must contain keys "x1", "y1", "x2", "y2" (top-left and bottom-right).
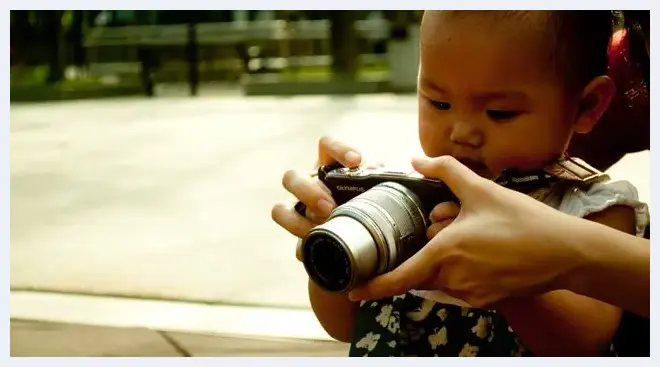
[{"x1": 494, "y1": 156, "x2": 609, "y2": 194}]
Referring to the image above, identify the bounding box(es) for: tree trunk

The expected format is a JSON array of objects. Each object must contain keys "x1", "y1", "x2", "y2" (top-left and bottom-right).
[
  {"x1": 11, "y1": 11, "x2": 35, "y2": 66},
  {"x1": 187, "y1": 22, "x2": 199, "y2": 96},
  {"x1": 70, "y1": 11, "x2": 84, "y2": 67},
  {"x1": 328, "y1": 11, "x2": 358, "y2": 81},
  {"x1": 44, "y1": 10, "x2": 64, "y2": 84}
]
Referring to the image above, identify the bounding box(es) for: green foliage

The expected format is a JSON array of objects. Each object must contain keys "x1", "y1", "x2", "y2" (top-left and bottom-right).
[
  {"x1": 612, "y1": 10, "x2": 624, "y2": 30},
  {"x1": 61, "y1": 10, "x2": 72, "y2": 29}
]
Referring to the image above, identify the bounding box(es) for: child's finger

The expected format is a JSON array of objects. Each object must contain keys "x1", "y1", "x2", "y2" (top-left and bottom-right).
[
  {"x1": 271, "y1": 203, "x2": 315, "y2": 239},
  {"x1": 426, "y1": 219, "x2": 455, "y2": 240},
  {"x1": 282, "y1": 169, "x2": 336, "y2": 218},
  {"x1": 429, "y1": 201, "x2": 461, "y2": 222}
]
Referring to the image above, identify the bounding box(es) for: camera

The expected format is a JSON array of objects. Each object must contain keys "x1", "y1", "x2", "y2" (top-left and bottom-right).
[
  {"x1": 298, "y1": 163, "x2": 457, "y2": 293},
  {"x1": 297, "y1": 157, "x2": 606, "y2": 294}
]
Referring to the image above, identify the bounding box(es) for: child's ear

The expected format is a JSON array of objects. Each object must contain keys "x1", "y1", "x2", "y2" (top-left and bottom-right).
[{"x1": 573, "y1": 76, "x2": 616, "y2": 134}]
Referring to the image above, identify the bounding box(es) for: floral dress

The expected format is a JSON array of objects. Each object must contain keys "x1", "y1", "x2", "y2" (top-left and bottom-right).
[{"x1": 348, "y1": 292, "x2": 531, "y2": 357}]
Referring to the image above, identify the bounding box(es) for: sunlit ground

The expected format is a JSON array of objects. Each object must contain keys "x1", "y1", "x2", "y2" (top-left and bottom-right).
[{"x1": 9, "y1": 92, "x2": 423, "y2": 310}]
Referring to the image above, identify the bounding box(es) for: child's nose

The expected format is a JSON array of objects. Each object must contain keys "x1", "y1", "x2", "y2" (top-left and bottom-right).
[{"x1": 449, "y1": 120, "x2": 484, "y2": 148}]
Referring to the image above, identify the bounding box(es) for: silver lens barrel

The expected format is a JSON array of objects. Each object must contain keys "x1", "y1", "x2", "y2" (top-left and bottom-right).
[{"x1": 301, "y1": 182, "x2": 429, "y2": 293}]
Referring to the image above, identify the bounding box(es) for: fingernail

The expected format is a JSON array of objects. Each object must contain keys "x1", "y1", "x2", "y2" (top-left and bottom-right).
[
  {"x1": 429, "y1": 209, "x2": 441, "y2": 222},
  {"x1": 317, "y1": 199, "x2": 335, "y2": 217},
  {"x1": 345, "y1": 151, "x2": 360, "y2": 165}
]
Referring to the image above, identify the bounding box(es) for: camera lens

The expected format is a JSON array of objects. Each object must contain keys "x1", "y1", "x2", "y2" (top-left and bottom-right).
[
  {"x1": 301, "y1": 182, "x2": 429, "y2": 293},
  {"x1": 302, "y1": 215, "x2": 379, "y2": 293},
  {"x1": 303, "y1": 233, "x2": 352, "y2": 292}
]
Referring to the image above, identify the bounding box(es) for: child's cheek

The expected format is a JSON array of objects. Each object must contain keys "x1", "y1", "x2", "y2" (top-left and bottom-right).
[
  {"x1": 418, "y1": 113, "x2": 450, "y2": 157},
  {"x1": 418, "y1": 128, "x2": 448, "y2": 158}
]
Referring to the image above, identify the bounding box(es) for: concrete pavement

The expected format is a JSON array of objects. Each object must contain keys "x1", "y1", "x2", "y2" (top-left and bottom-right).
[
  {"x1": 10, "y1": 291, "x2": 335, "y2": 341},
  {"x1": 11, "y1": 320, "x2": 348, "y2": 357},
  {"x1": 10, "y1": 93, "x2": 425, "y2": 311}
]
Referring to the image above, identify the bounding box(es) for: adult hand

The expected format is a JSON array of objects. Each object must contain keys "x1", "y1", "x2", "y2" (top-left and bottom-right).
[
  {"x1": 348, "y1": 155, "x2": 588, "y2": 307},
  {"x1": 271, "y1": 136, "x2": 363, "y2": 260}
]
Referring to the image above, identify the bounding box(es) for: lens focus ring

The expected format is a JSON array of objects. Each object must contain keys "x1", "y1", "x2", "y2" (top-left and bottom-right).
[{"x1": 301, "y1": 181, "x2": 429, "y2": 293}]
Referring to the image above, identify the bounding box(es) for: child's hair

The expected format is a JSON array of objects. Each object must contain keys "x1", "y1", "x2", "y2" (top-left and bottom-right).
[
  {"x1": 622, "y1": 10, "x2": 649, "y2": 46},
  {"x1": 434, "y1": 11, "x2": 615, "y2": 93},
  {"x1": 547, "y1": 11, "x2": 614, "y2": 92},
  {"x1": 622, "y1": 10, "x2": 650, "y2": 86}
]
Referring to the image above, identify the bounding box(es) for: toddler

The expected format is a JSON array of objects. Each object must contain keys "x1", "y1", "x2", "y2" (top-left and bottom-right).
[{"x1": 276, "y1": 10, "x2": 649, "y2": 357}]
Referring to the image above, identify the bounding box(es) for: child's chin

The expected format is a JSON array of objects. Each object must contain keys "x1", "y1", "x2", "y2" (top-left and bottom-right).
[{"x1": 466, "y1": 166, "x2": 494, "y2": 179}]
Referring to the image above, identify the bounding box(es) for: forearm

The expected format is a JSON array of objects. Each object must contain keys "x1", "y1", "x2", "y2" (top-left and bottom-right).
[
  {"x1": 308, "y1": 279, "x2": 358, "y2": 343},
  {"x1": 497, "y1": 290, "x2": 621, "y2": 356},
  {"x1": 558, "y1": 218, "x2": 650, "y2": 317},
  {"x1": 497, "y1": 206, "x2": 645, "y2": 356}
]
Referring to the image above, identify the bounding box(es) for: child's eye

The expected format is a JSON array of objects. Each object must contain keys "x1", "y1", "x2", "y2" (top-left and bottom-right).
[
  {"x1": 429, "y1": 100, "x2": 451, "y2": 111},
  {"x1": 487, "y1": 110, "x2": 520, "y2": 121}
]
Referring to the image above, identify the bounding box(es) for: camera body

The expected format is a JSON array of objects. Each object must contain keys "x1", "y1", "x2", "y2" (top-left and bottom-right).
[{"x1": 316, "y1": 162, "x2": 457, "y2": 213}]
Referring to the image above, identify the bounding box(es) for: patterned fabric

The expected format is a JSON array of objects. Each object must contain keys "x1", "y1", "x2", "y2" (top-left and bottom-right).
[{"x1": 349, "y1": 293, "x2": 531, "y2": 357}]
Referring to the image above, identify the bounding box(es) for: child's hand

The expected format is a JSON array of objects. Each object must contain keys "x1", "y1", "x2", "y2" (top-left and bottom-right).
[
  {"x1": 427, "y1": 202, "x2": 461, "y2": 240},
  {"x1": 271, "y1": 136, "x2": 364, "y2": 259}
]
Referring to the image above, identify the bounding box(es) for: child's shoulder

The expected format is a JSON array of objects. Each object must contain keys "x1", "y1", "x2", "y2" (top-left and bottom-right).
[
  {"x1": 555, "y1": 179, "x2": 642, "y2": 215},
  {"x1": 549, "y1": 179, "x2": 648, "y2": 237}
]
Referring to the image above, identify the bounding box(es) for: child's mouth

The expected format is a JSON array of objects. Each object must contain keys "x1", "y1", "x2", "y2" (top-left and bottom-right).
[{"x1": 456, "y1": 158, "x2": 492, "y2": 178}]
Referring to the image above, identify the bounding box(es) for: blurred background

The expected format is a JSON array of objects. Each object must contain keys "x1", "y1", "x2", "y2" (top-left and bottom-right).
[
  {"x1": 10, "y1": 10, "x2": 423, "y2": 99},
  {"x1": 9, "y1": 10, "x2": 649, "y2": 357}
]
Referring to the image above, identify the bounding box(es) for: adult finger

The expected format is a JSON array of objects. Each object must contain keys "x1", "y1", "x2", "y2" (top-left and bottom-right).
[
  {"x1": 348, "y1": 235, "x2": 444, "y2": 301},
  {"x1": 282, "y1": 170, "x2": 336, "y2": 218},
  {"x1": 271, "y1": 203, "x2": 315, "y2": 239},
  {"x1": 429, "y1": 201, "x2": 461, "y2": 222},
  {"x1": 318, "y1": 136, "x2": 362, "y2": 167},
  {"x1": 411, "y1": 156, "x2": 484, "y2": 201}
]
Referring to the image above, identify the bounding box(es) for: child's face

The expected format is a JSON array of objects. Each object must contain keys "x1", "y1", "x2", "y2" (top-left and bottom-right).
[{"x1": 417, "y1": 13, "x2": 579, "y2": 178}]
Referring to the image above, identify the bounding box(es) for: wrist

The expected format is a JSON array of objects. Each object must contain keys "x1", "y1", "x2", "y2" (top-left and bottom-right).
[{"x1": 547, "y1": 215, "x2": 594, "y2": 294}]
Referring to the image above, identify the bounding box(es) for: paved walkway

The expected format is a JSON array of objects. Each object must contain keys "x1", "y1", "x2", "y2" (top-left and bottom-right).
[{"x1": 11, "y1": 320, "x2": 348, "y2": 357}]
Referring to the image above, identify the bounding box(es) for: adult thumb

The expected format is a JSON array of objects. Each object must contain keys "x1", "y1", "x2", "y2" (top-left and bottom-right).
[
  {"x1": 411, "y1": 156, "x2": 484, "y2": 201},
  {"x1": 348, "y1": 236, "x2": 438, "y2": 301}
]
